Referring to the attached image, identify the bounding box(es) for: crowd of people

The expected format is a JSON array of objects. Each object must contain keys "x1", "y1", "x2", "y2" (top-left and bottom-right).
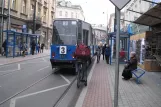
[{"x1": 1, "y1": 39, "x2": 45, "y2": 57}]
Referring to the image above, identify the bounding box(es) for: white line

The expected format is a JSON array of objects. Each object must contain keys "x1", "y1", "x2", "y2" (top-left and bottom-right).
[
  {"x1": 16, "y1": 84, "x2": 69, "y2": 99},
  {"x1": 18, "y1": 64, "x2": 20, "y2": 70},
  {"x1": 75, "y1": 58, "x2": 97, "y2": 107},
  {"x1": 0, "y1": 69, "x2": 19, "y2": 73},
  {"x1": 10, "y1": 98, "x2": 16, "y2": 107},
  {"x1": 42, "y1": 58, "x2": 47, "y2": 62},
  {"x1": 60, "y1": 74, "x2": 71, "y2": 84},
  {"x1": 37, "y1": 66, "x2": 50, "y2": 71},
  {"x1": 21, "y1": 61, "x2": 46, "y2": 65}
]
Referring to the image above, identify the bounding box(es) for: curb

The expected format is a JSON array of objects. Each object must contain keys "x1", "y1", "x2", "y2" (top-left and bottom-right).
[
  {"x1": 0, "y1": 54, "x2": 49, "y2": 66},
  {"x1": 75, "y1": 57, "x2": 97, "y2": 107}
]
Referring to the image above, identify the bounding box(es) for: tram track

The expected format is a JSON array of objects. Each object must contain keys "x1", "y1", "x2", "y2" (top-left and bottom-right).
[
  {"x1": 0, "y1": 57, "x2": 95, "y2": 107},
  {"x1": 0, "y1": 68, "x2": 52, "y2": 106}
]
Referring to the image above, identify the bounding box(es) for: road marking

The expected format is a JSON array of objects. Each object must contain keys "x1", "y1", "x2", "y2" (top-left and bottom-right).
[
  {"x1": 37, "y1": 66, "x2": 50, "y2": 71},
  {"x1": 75, "y1": 58, "x2": 97, "y2": 107},
  {"x1": 10, "y1": 84, "x2": 69, "y2": 107},
  {"x1": 18, "y1": 64, "x2": 20, "y2": 70},
  {"x1": 21, "y1": 61, "x2": 46, "y2": 65},
  {"x1": 42, "y1": 58, "x2": 47, "y2": 62},
  {"x1": 0, "y1": 69, "x2": 18, "y2": 73},
  {"x1": 60, "y1": 74, "x2": 71, "y2": 84}
]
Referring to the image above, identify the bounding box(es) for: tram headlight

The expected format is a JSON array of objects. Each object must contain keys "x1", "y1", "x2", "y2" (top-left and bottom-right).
[{"x1": 72, "y1": 53, "x2": 75, "y2": 59}]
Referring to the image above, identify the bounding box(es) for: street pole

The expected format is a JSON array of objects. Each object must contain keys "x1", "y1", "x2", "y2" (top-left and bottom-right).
[
  {"x1": 33, "y1": 0, "x2": 37, "y2": 34},
  {"x1": 0, "y1": 0, "x2": 5, "y2": 54},
  {"x1": 114, "y1": 7, "x2": 120, "y2": 107},
  {"x1": 7, "y1": 0, "x2": 11, "y2": 30}
]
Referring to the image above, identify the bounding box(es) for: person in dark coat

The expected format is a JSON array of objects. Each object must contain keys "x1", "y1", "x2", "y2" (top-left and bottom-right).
[
  {"x1": 31, "y1": 40, "x2": 36, "y2": 55},
  {"x1": 2, "y1": 40, "x2": 7, "y2": 56},
  {"x1": 40, "y1": 43, "x2": 45, "y2": 53},
  {"x1": 102, "y1": 44, "x2": 106, "y2": 60},
  {"x1": 105, "y1": 45, "x2": 111, "y2": 64},
  {"x1": 122, "y1": 52, "x2": 137, "y2": 80}
]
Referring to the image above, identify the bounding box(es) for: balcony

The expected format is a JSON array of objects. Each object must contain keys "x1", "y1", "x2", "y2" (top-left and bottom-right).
[{"x1": 26, "y1": 14, "x2": 42, "y2": 30}]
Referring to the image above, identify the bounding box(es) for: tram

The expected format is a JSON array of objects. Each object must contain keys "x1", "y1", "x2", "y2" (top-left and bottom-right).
[{"x1": 50, "y1": 18, "x2": 96, "y2": 73}]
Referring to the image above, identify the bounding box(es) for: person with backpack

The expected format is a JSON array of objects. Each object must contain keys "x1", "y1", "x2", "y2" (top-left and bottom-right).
[{"x1": 74, "y1": 42, "x2": 91, "y2": 83}]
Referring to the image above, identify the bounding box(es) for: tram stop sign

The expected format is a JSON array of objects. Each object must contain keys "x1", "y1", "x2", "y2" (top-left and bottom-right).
[{"x1": 110, "y1": 0, "x2": 131, "y2": 10}]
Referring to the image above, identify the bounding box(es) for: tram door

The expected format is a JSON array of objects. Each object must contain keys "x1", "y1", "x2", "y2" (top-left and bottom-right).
[{"x1": 83, "y1": 30, "x2": 88, "y2": 45}]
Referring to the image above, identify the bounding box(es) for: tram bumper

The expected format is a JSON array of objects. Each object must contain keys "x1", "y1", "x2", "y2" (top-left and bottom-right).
[{"x1": 50, "y1": 59, "x2": 76, "y2": 68}]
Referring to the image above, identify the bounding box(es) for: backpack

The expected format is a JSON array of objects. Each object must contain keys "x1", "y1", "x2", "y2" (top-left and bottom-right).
[{"x1": 75, "y1": 44, "x2": 91, "y2": 60}]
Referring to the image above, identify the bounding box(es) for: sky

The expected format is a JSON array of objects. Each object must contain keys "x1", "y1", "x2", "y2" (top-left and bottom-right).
[{"x1": 69, "y1": 0, "x2": 115, "y2": 25}]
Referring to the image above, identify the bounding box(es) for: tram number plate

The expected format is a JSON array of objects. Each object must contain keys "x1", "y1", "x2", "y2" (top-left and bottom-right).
[{"x1": 59, "y1": 46, "x2": 67, "y2": 54}]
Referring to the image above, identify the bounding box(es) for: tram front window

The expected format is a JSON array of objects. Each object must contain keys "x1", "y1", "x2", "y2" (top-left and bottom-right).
[{"x1": 53, "y1": 20, "x2": 77, "y2": 45}]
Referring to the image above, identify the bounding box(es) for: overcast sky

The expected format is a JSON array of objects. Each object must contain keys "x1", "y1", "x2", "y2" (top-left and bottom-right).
[{"x1": 69, "y1": 0, "x2": 115, "y2": 25}]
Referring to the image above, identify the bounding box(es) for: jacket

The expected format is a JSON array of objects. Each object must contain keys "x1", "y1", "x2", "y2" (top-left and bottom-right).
[{"x1": 105, "y1": 47, "x2": 111, "y2": 56}]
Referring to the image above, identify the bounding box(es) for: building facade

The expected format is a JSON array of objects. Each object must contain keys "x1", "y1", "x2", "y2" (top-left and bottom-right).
[
  {"x1": 108, "y1": 12, "x2": 124, "y2": 33},
  {"x1": 92, "y1": 25, "x2": 107, "y2": 45},
  {"x1": 55, "y1": 0, "x2": 85, "y2": 20},
  {"x1": 0, "y1": 0, "x2": 56, "y2": 49}
]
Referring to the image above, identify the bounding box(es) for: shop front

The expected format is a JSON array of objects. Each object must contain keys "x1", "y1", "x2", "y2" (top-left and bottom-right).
[{"x1": 132, "y1": 3, "x2": 161, "y2": 72}]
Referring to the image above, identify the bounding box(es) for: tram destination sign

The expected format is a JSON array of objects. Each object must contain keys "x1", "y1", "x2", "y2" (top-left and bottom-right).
[{"x1": 109, "y1": 0, "x2": 131, "y2": 10}]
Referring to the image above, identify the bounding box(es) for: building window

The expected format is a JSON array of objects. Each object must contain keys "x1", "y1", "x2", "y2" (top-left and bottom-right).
[
  {"x1": 31, "y1": 4, "x2": 34, "y2": 10},
  {"x1": 65, "y1": 11, "x2": 68, "y2": 17},
  {"x1": 11, "y1": 0, "x2": 17, "y2": 10},
  {"x1": 71, "y1": 12, "x2": 73, "y2": 18},
  {"x1": 38, "y1": 6, "x2": 41, "y2": 16},
  {"x1": 43, "y1": 9, "x2": 47, "y2": 22},
  {"x1": 22, "y1": 0, "x2": 26, "y2": 13},
  {"x1": 51, "y1": 13, "x2": 54, "y2": 24},
  {"x1": 59, "y1": 11, "x2": 62, "y2": 16}
]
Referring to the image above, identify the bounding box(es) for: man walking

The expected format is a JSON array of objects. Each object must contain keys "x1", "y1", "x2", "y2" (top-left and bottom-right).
[
  {"x1": 105, "y1": 45, "x2": 111, "y2": 64},
  {"x1": 102, "y1": 44, "x2": 106, "y2": 60}
]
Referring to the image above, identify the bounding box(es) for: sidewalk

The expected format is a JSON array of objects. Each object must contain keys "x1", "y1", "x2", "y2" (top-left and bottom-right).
[
  {"x1": 75, "y1": 57, "x2": 161, "y2": 107},
  {"x1": 0, "y1": 50, "x2": 50, "y2": 65}
]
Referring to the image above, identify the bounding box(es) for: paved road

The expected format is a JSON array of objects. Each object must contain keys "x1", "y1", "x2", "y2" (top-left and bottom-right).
[{"x1": 0, "y1": 56, "x2": 77, "y2": 107}]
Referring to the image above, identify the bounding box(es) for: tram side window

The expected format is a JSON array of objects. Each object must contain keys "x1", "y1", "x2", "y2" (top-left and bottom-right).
[{"x1": 77, "y1": 21, "x2": 82, "y2": 44}]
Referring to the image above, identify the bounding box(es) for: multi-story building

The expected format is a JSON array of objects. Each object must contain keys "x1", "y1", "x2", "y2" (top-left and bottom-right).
[
  {"x1": 0, "y1": 0, "x2": 56, "y2": 49},
  {"x1": 92, "y1": 24, "x2": 107, "y2": 45},
  {"x1": 123, "y1": 0, "x2": 154, "y2": 34},
  {"x1": 108, "y1": 12, "x2": 124, "y2": 33},
  {"x1": 55, "y1": 0, "x2": 85, "y2": 20}
]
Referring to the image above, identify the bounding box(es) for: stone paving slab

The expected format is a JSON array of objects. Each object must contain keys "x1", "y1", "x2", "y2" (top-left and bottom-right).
[
  {"x1": 75, "y1": 57, "x2": 161, "y2": 107},
  {"x1": 0, "y1": 50, "x2": 50, "y2": 65}
]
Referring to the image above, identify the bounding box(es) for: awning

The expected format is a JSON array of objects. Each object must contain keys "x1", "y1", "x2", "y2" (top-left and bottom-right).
[{"x1": 134, "y1": 3, "x2": 161, "y2": 26}]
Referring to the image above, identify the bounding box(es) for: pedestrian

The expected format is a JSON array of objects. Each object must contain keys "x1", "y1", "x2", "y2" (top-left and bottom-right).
[
  {"x1": 31, "y1": 40, "x2": 36, "y2": 55},
  {"x1": 122, "y1": 52, "x2": 137, "y2": 80},
  {"x1": 22, "y1": 42, "x2": 27, "y2": 57},
  {"x1": 102, "y1": 44, "x2": 106, "y2": 60},
  {"x1": 40, "y1": 43, "x2": 45, "y2": 53},
  {"x1": 37, "y1": 41, "x2": 40, "y2": 53},
  {"x1": 2, "y1": 40, "x2": 7, "y2": 56},
  {"x1": 105, "y1": 45, "x2": 111, "y2": 64},
  {"x1": 96, "y1": 45, "x2": 102, "y2": 63}
]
